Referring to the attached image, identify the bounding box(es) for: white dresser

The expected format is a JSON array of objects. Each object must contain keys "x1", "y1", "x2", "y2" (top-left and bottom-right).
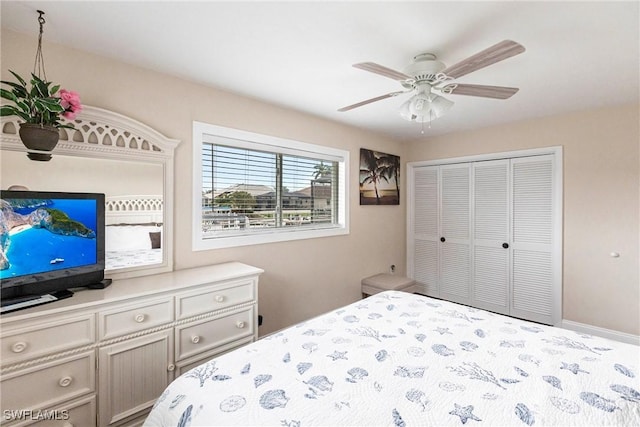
[{"x1": 0, "y1": 262, "x2": 263, "y2": 427}]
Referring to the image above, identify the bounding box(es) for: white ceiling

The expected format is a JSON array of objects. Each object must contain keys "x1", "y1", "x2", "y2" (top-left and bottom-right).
[{"x1": 1, "y1": 1, "x2": 639, "y2": 141}]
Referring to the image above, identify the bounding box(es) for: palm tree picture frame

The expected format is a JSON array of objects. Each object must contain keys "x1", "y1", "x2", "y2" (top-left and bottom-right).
[{"x1": 359, "y1": 148, "x2": 400, "y2": 205}]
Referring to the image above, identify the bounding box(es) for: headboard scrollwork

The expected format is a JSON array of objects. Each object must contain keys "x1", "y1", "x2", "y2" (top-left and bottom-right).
[{"x1": 1, "y1": 105, "x2": 178, "y2": 161}]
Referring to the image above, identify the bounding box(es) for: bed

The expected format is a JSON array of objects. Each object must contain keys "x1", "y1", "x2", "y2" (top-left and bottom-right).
[
  {"x1": 144, "y1": 291, "x2": 640, "y2": 426},
  {"x1": 105, "y1": 195, "x2": 163, "y2": 270}
]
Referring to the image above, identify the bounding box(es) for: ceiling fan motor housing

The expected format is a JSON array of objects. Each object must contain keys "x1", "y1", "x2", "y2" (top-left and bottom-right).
[{"x1": 401, "y1": 53, "x2": 446, "y2": 89}]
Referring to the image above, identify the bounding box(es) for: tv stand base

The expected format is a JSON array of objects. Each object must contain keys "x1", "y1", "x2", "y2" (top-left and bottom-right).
[{"x1": 87, "y1": 278, "x2": 113, "y2": 290}]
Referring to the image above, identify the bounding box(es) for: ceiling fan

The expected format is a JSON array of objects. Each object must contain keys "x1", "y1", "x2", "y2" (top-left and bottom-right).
[{"x1": 338, "y1": 40, "x2": 525, "y2": 124}]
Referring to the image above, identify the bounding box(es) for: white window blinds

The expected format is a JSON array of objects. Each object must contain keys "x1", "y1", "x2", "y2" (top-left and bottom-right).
[{"x1": 193, "y1": 122, "x2": 348, "y2": 249}]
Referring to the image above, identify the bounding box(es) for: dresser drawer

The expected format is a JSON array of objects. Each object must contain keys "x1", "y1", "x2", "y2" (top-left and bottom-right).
[
  {"x1": 1, "y1": 315, "x2": 94, "y2": 366},
  {"x1": 176, "y1": 307, "x2": 255, "y2": 360},
  {"x1": 176, "y1": 279, "x2": 256, "y2": 319},
  {"x1": 1, "y1": 351, "x2": 95, "y2": 414},
  {"x1": 99, "y1": 298, "x2": 173, "y2": 340}
]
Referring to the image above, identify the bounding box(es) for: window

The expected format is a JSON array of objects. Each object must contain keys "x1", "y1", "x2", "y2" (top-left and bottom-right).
[{"x1": 193, "y1": 122, "x2": 349, "y2": 250}]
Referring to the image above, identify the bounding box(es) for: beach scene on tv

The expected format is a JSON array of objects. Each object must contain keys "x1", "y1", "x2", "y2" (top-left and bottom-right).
[{"x1": 0, "y1": 198, "x2": 98, "y2": 279}]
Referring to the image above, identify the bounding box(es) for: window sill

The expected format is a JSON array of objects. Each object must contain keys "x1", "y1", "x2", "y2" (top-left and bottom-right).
[{"x1": 193, "y1": 225, "x2": 349, "y2": 251}]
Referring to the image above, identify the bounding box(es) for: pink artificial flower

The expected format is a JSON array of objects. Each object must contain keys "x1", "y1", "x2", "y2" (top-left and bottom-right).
[{"x1": 59, "y1": 89, "x2": 83, "y2": 120}]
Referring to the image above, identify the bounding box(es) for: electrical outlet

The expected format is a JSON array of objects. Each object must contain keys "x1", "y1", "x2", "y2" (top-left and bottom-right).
[{"x1": 390, "y1": 265, "x2": 396, "y2": 274}]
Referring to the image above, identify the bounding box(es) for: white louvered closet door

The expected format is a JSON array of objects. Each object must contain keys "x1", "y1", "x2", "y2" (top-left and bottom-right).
[
  {"x1": 411, "y1": 166, "x2": 440, "y2": 296},
  {"x1": 510, "y1": 155, "x2": 556, "y2": 324},
  {"x1": 408, "y1": 150, "x2": 560, "y2": 325},
  {"x1": 439, "y1": 164, "x2": 472, "y2": 305},
  {"x1": 472, "y1": 160, "x2": 510, "y2": 315}
]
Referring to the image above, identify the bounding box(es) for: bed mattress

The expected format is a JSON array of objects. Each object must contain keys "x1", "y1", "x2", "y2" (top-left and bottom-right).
[{"x1": 145, "y1": 291, "x2": 640, "y2": 426}]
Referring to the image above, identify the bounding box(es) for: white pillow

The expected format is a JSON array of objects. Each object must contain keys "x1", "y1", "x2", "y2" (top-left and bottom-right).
[{"x1": 106, "y1": 225, "x2": 162, "y2": 251}]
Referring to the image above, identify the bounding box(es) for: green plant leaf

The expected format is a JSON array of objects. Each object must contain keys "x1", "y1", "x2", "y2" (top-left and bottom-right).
[
  {"x1": 33, "y1": 98, "x2": 45, "y2": 112},
  {"x1": 0, "y1": 105, "x2": 17, "y2": 116},
  {"x1": 8, "y1": 70, "x2": 27, "y2": 87},
  {"x1": 1, "y1": 80, "x2": 25, "y2": 90},
  {"x1": 40, "y1": 97, "x2": 64, "y2": 112},
  {"x1": 50, "y1": 84, "x2": 60, "y2": 95},
  {"x1": 34, "y1": 80, "x2": 49, "y2": 97},
  {"x1": 0, "y1": 105, "x2": 30, "y2": 122},
  {"x1": 0, "y1": 88, "x2": 17, "y2": 101},
  {"x1": 1, "y1": 81, "x2": 28, "y2": 98},
  {"x1": 15, "y1": 100, "x2": 30, "y2": 113}
]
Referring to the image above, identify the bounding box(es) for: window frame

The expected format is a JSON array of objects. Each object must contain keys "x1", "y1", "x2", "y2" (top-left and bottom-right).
[{"x1": 192, "y1": 121, "x2": 349, "y2": 250}]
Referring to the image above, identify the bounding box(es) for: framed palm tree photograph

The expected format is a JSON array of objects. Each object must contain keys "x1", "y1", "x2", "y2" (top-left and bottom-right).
[{"x1": 359, "y1": 148, "x2": 400, "y2": 205}]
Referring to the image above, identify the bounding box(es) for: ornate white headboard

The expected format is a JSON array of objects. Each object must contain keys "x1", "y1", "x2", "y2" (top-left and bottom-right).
[
  {"x1": 0, "y1": 106, "x2": 181, "y2": 278},
  {"x1": 106, "y1": 195, "x2": 163, "y2": 225},
  {"x1": 0, "y1": 105, "x2": 179, "y2": 161}
]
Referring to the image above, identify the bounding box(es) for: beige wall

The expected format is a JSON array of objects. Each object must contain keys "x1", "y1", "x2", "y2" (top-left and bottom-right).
[
  {"x1": 406, "y1": 105, "x2": 640, "y2": 335},
  {"x1": 1, "y1": 30, "x2": 406, "y2": 335},
  {"x1": 3, "y1": 29, "x2": 638, "y2": 337}
]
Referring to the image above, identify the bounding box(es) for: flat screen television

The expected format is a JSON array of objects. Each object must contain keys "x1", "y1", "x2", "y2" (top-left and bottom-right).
[{"x1": 0, "y1": 190, "x2": 105, "y2": 303}]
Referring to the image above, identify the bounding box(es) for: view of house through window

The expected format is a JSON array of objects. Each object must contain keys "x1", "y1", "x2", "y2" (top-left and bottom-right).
[
  {"x1": 201, "y1": 144, "x2": 338, "y2": 234},
  {"x1": 193, "y1": 122, "x2": 348, "y2": 249}
]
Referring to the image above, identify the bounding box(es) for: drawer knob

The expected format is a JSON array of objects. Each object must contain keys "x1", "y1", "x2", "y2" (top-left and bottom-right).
[
  {"x1": 167, "y1": 363, "x2": 175, "y2": 372},
  {"x1": 59, "y1": 376, "x2": 73, "y2": 387},
  {"x1": 236, "y1": 321, "x2": 246, "y2": 329},
  {"x1": 191, "y1": 335, "x2": 201, "y2": 344},
  {"x1": 11, "y1": 341, "x2": 27, "y2": 353},
  {"x1": 134, "y1": 313, "x2": 146, "y2": 323},
  {"x1": 215, "y1": 295, "x2": 225, "y2": 303}
]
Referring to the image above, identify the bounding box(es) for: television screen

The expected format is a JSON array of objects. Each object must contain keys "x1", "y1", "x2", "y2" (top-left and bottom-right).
[{"x1": 0, "y1": 190, "x2": 105, "y2": 301}]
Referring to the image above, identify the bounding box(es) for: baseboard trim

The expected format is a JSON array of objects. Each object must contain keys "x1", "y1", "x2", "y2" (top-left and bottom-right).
[{"x1": 561, "y1": 319, "x2": 639, "y2": 346}]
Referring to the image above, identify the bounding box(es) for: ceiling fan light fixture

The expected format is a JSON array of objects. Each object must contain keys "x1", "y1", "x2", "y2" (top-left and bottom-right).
[
  {"x1": 409, "y1": 92, "x2": 432, "y2": 117},
  {"x1": 399, "y1": 98, "x2": 414, "y2": 121},
  {"x1": 399, "y1": 89, "x2": 453, "y2": 123},
  {"x1": 430, "y1": 95, "x2": 454, "y2": 118},
  {"x1": 412, "y1": 110, "x2": 435, "y2": 124}
]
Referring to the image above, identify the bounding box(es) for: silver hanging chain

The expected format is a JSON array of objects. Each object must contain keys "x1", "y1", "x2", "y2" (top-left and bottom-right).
[{"x1": 33, "y1": 10, "x2": 47, "y2": 81}]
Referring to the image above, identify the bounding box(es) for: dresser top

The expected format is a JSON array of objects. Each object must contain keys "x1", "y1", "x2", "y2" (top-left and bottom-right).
[{"x1": 1, "y1": 262, "x2": 263, "y2": 322}]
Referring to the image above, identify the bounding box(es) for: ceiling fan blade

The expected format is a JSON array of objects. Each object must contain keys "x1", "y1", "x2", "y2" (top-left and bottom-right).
[
  {"x1": 441, "y1": 40, "x2": 525, "y2": 79},
  {"x1": 338, "y1": 91, "x2": 406, "y2": 112},
  {"x1": 442, "y1": 83, "x2": 519, "y2": 99},
  {"x1": 353, "y1": 62, "x2": 414, "y2": 82}
]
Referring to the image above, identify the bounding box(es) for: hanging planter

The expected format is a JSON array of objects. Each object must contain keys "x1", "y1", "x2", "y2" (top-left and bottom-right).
[
  {"x1": 0, "y1": 10, "x2": 82, "y2": 161},
  {"x1": 18, "y1": 123, "x2": 60, "y2": 161}
]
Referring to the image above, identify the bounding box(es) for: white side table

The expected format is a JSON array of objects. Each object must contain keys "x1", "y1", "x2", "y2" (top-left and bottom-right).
[{"x1": 361, "y1": 273, "x2": 415, "y2": 298}]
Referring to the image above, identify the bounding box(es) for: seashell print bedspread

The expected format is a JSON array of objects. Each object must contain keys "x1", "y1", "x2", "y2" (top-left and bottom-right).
[{"x1": 144, "y1": 291, "x2": 640, "y2": 426}]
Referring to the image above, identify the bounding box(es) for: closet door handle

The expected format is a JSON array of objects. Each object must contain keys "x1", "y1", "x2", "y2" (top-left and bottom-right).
[
  {"x1": 440, "y1": 237, "x2": 446, "y2": 242},
  {"x1": 502, "y1": 243, "x2": 509, "y2": 249}
]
